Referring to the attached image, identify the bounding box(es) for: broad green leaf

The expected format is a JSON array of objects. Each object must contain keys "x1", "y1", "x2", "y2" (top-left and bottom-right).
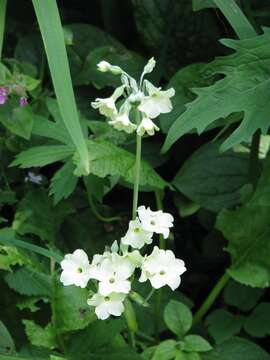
[
  {"x1": 206, "y1": 310, "x2": 244, "y2": 344},
  {"x1": 5, "y1": 266, "x2": 51, "y2": 297},
  {"x1": 152, "y1": 340, "x2": 177, "y2": 360},
  {"x1": 87, "y1": 140, "x2": 168, "y2": 190},
  {"x1": 54, "y1": 284, "x2": 96, "y2": 333},
  {"x1": 163, "y1": 29, "x2": 270, "y2": 152},
  {"x1": 14, "y1": 34, "x2": 43, "y2": 69},
  {"x1": 0, "y1": 245, "x2": 31, "y2": 271},
  {"x1": 173, "y1": 142, "x2": 249, "y2": 212},
  {"x1": 11, "y1": 145, "x2": 74, "y2": 168},
  {"x1": 215, "y1": 337, "x2": 270, "y2": 360},
  {"x1": 183, "y1": 335, "x2": 212, "y2": 353},
  {"x1": 224, "y1": 280, "x2": 264, "y2": 311},
  {"x1": 49, "y1": 161, "x2": 78, "y2": 204},
  {"x1": 23, "y1": 320, "x2": 57, "y2": 350},
  {"x1": 0, "y1": 100, "x2": 33, "y2": 140},
  {"x1": 244, "y1": 302, "x2": 270, "y2": 338},
  {"x1": 17, "y1": 296, "x2": 48, "y2": 313},
  {"x1": 13, "y1": 189, "x2": 73, "y2": 243},
  {"x1": 0, "y1": 321, "x2": 15, "y2": 355},
  {"x1": 164, "y1": 300, "x2": 192, "y2": 338},
  {"x1": 32, "y1": 0, "x2": 89, "y2": 175},
  {"x1": 216, "y1": 158, "x2": 270, "y2": 287}
]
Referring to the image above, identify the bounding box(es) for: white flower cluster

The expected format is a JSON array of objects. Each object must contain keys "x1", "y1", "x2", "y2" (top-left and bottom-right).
[
  {"x1": 60, "y1": 206, "x2": 186, "y2": 320},
  {"x1": 91, "y1": 58, "x2": 175, "y2": 137}
]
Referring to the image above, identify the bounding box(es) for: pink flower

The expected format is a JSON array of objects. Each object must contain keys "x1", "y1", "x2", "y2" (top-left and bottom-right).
[
  {"x1": 0, "y1": 87, "x2": 8, "y2": 105},
  {"x1": 19, "y1": 97, "x2": 28, "y2": 107}
]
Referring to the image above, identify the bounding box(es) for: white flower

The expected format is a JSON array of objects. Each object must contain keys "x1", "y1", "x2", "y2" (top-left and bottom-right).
[
  {"x1": 87, "y1": 292, "x2": 126, "y2": 320},
  {"x1": 90, "y1": 253, "x2": 134, "y2": 296},
  {"x1": 60, "y1": 249, "x2": 91, "y2": 288},
  {"x1": 121, "y1": 218, "x2": 153, "y2": 249},
  {"x1": 142, "y1": 57, "x2": 156, "y2": 75},
  {"x1": 139, "y1": 246, "x2": 186, "y2": 290},
  {"x1": 137, "y1": 115, "x2": 159, "y2": 136},
  {"x1": 91, "y1": 85, "x2": 125, "y2": 118},
  {"x1": 108, "y1": 101, "x2": 137, "y2": 134},
  {"x1": 137, "y1": 206, "x2": 174, "y2": 239},
  {"x1": 97, "y1": 61, "x2": 122, "y2": 75},
  {"x1": 138, "y1": 80, "x2": 175, "y2": 118},
  {"x1": 24, "y1": 171, "x2": 43, "y2": 185}
]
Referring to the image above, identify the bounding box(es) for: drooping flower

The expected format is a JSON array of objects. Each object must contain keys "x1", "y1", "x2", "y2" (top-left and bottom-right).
[
  {"x1": 137, "y1": 115, "x2": 159, "y2": 136},
  {"x1": 97, "y1": 61, "x2": 122, "y2": 75},
  {"x1": 89, "y1": 253, "x2": 134, "y2": 296},
  {"x1": 137, "y1": 206, "x2": 174, "y2": 239},
  {"x1": 108, "y1": 101, "x2": 137, "y2": 134},
  {"x1": 0, "y1": 87, "x2": 8, "y2": 105},
  {"x1": 91, "y1": 85, "x2": 125, "y2": 118},
  {"x1": 139, "y1": 246, "x2": 186, "y2": 290},
  {"x1": 121, "y1": 218, "x2": 153, "y2": 249},
  {"x1": 60, "y1": 249, "x2": 91, "y2": 288},
  {"x1": 138, "y1": 80, "x2": 175, "y2": 119},
  {"x1": 87, "y1": 292, "x2": 126, "y2": 320},
  {"x1": 19, "y1": 97, "x2": 28, "y2": 107}
]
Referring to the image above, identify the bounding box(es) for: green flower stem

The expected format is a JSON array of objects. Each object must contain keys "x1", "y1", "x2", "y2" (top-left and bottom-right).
[
  {"x1": 0, "y1": 0, "x2": 7, "y2": 59},
  {"x1": 132, "y1": 126, "x2": 142, "y2": 219},
  {"x1": 86, "y1": 189, "x2": 121, "y2": 223},
  {"x1": 192, "y1": 272, "x2": 230, "y2": 326}
]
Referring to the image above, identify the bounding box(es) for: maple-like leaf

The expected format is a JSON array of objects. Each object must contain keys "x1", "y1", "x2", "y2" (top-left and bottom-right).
[{"x1": 163, "y1": 29, "x2": 270, "y2": 152}]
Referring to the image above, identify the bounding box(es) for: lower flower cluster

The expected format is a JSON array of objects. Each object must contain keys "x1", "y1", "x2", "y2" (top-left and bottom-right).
[{"x1": 60, "y1": 206, "x2": 186, "y2": 320}]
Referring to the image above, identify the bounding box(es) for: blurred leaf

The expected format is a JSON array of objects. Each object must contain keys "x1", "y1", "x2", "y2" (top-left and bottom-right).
[
  {"x1": 5, "y1": 266, "x2": 51, "y2": 296},
  {"x1": 173, "y1": 142, "x2": 249, "y2": 212},
  {"x1": 163, "y1": 29, "x2": 270, "y2": 152},
  {"x1": 192, "y1": 0, "x2": 216, "y2": 11},
  {"x1": 23, "y1": 320, "x2": 56, "y2": 349},
  {"x1": 17, "y1": 296, "x2": 48, "y2": 313},
  {"x1": 183, "y1": 335, "x2": 212, "y2": 353},
  {"x1": 14, "y1": 34, "x2": 43, "y2": 69},
  {"x1": 0, "y1": 321, "x2": 15, "y2": 355},
  {"x1": 164, "y1": 300, "x2": 192, "y2": 338},
  {"x1": 152, "y1": 340, "x2": 177, "y2": 360},
  {"x1": 244, "y1": 302, "x2": 270, "y2": 338},
  {"x1": 54, "y1": 284, "x2": 96, "y2": 333},
  {"x1": 0, "y1": 245, "x2": 31, "y2": 271},
  {"x1": 88, "y1": 120, "x2": 131, "y2": 146},
  {"x1": 216, "y1": 158, "x2": 270, "y2": 287},
  {"x1": 224, "y1": 280, "x2": 264, "y2": 311},
  {"x1": 206, "y1": 310, "x2": 244, "y2": 344},
  {"x1": 49, "y1": 160, "x2": 78, "y2": 204},
  {"x1": 0, "y1": 190, "x2": 16, "y2": 205}
]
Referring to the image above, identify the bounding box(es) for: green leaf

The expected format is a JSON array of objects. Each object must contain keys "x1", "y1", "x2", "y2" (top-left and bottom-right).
[
  {"x1": 215, "y1": 337, "x2": 270, "y2": 360},
  {"x1": 32, "y1": 0, "x2": 89, "y2": 175},
  {"x1": 23, "y1": 320, "x2": 57, "y2": 350},
  {"x1": 12, "y1": 189, "x2": 73, "y2": 243},
  {"x1": 216, "y1": 158, "x2": 270, "y2": 287},
  {"x1": 0, "y1": 0, "x2": 7, "y2": 59},
  {"x1": 183, "y1": 335, "x2": 212, "y2": 353},
  {"x1": 0, "y1": 100, "x2": 34, "y2": 140},
  {"x1": 11, "y1": 145, "x2": 74, "y2": 168},
  {"x1": 192, "y1": 0, "x2": 216, "y2": 11},
  {"x1": 88, "y1": 140, "x2": 168, "y2": 190},
  {"x1": 0, "y1": 321, "x2": 15, "y2": 355},
  {"x1": 164, "y1": 300, "x2": 192, "y2": 338},
  {"x1": 224, "y1": 280, "x2": 264, "y2": 311},
  {"x1": 49, "y1": 161, "x2": 78, "y2": 204},
  {"x1": 244, "y1": 302, "x2": 270, "y2": 338},
  {"x1": 173, "y1": 142, "x2": 249, "y2": 212},
  {"x1": 5, "y1": 266, "x2": 51, "y2": 297},
  {"x1": 54, "y1": 284, "x2": 96, "y2": 333},
  {"x1": 17, "y1": 296, "x2": 48, "y2": 313},
  {"x1": 152, "y1": 340, "x2": 177, "y2": 360},
  {"x1": 206, "y1": 310, "x2": 244, "y2": 344},
  {"x1": 0, "y1": 245, "x2": 31, "y2": 271},
  {"x1": 75, "y1": 46, "x2": 145, "y2": 88},
  {"x1": 87, "y1": 120, "x2": 130, "y2": 146},
  {"x1": 163, "y1": 29, "x2": 270, "y2": 152}
]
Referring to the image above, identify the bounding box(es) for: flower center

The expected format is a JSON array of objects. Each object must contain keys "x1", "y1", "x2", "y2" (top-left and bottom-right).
[
  {"x1": 134, "y1": 227, "x2": 140, "y2": 233},
  {"x1": 77, "y1": 267, "x2": 83, "y2": 273},
  {"x1": 159, "y1": 270, "x2": 166, "y2": 276},
  {"x1": 104, "y1": 296, "x2": 110, "y2": 302},
  {"x1": 150, "y1": 220, "x2": 156, "y2": 226},
  {"x1": 109, "y1": 278, "x2": 115, "y2": 284}
]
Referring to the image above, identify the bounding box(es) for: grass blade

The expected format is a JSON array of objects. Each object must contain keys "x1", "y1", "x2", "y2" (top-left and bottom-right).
[
  {"x1": 0, "y1": 0, "x2": 7, "y2": 58},
  {"x1": 32, "y1": 0, "x2": 89, "y2": 175}
]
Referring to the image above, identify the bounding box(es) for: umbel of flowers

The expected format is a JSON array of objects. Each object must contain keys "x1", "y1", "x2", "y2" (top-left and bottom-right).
[
  {"x1": 90, "y1": 57, "x2": 175, "y2": 137},
  {"x1": 60, "y1": 206, "x2": 186, "y2": 320}
]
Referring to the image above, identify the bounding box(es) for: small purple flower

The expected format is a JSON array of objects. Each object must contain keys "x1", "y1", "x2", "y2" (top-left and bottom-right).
[
  {"x1": 19, "y1": 97, "x2": 28, "y2": 107},
  {"x1": 0, "y1": 87, "x2": 8, "y2": 105}
]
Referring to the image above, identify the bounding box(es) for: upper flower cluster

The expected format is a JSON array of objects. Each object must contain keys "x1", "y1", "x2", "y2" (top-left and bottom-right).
[
  {"x1": 0, "y1": 86, "x2": 28, "y2": 107},
  {"x1": 91, "y1": 58, "x2": 175, "y2": 137},
  {"x1": 60, "y1": 206, "x2": 186, "y2": 320}
]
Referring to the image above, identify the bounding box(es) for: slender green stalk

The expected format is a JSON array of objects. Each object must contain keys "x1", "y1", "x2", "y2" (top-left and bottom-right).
[
  {"x1": 0, "y1": 0, "x2": 7, "y2": 59},
  {"x1": 86, "y1": 189, "x2": 121, "y2": 223},
  {"x1": 193, "y1": 272, "x2": 230, "y2": 325},
  {"x1": 213, "y1": 0, "x2": 256, "y2": 39},
  {"x1": 249, "y1": 129, "x2": 261, "y2": 188},
  {"x1": 132, "y1": 112, "x2": 142, "y2": 219}
]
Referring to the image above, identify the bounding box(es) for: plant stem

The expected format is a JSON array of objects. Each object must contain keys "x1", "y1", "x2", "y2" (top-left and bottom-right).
[
  {"x1": 86, "y1": 190, "x2": 121, "y2": 223},
  {"x1": 192, "y1": 272, "x2": 230, "y2": 326},
  {"x1": 0, "y1": 0, "x2": 7, "y2": 59},
  {"x1": 132, "y1": 112, "x2": 142, "y2": 220},
  {"x1": 249, "y1": 129, "x2": 261, "y2": 188}
]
